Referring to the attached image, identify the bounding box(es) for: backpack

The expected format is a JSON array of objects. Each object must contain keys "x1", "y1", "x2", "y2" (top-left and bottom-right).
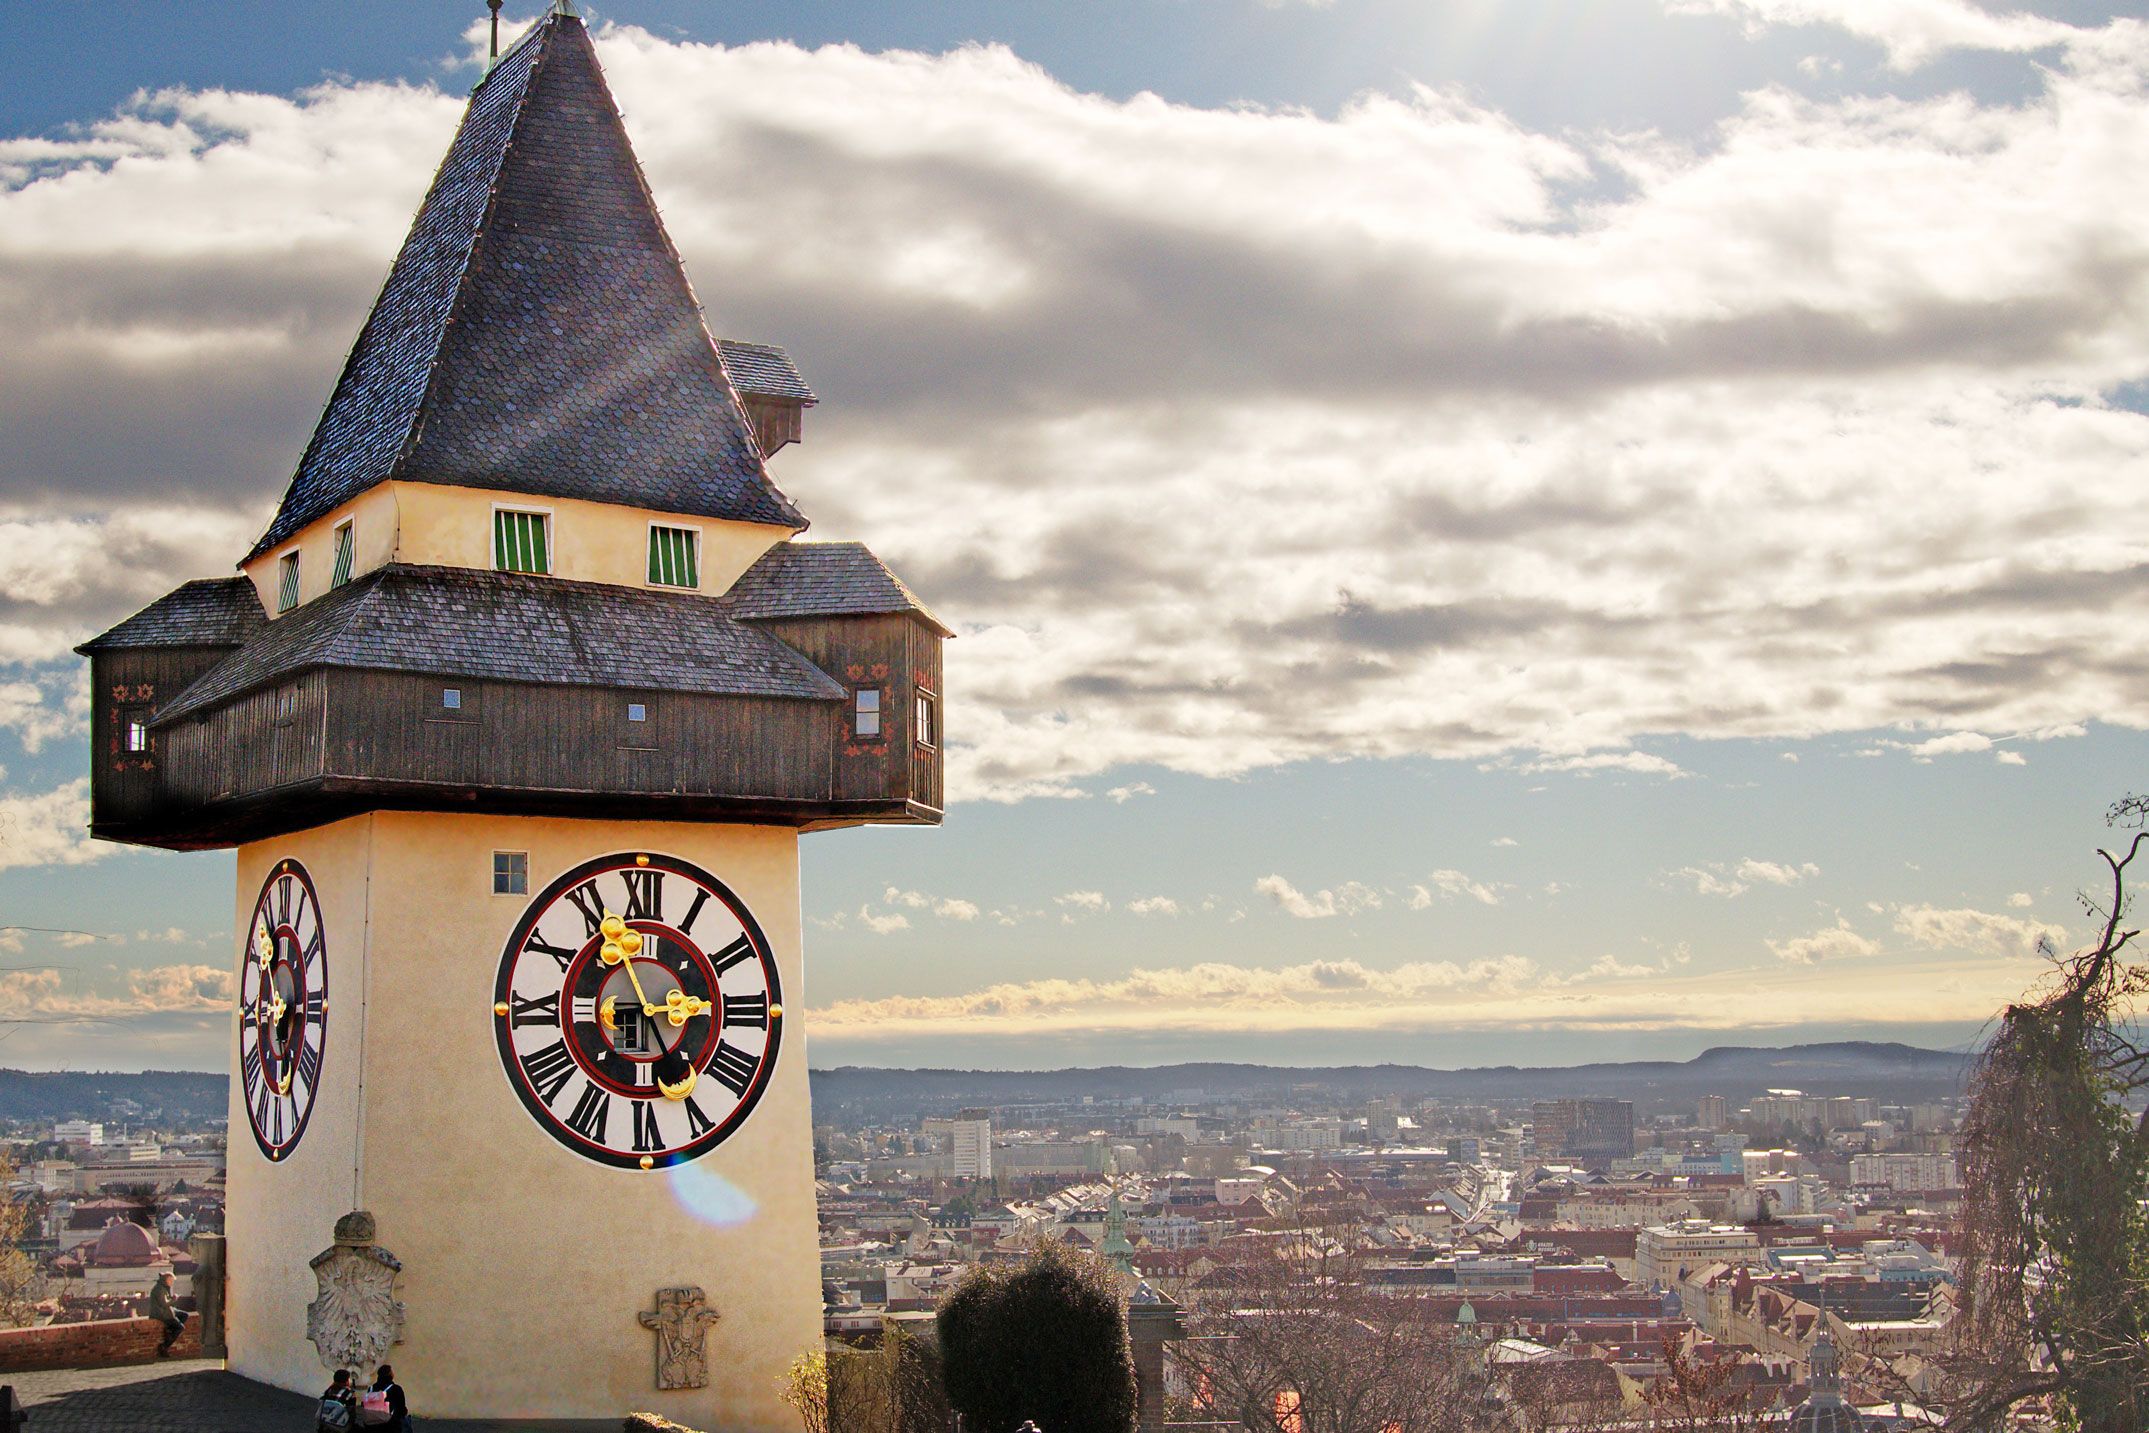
[
  {"x1": 317, "y1": 1396, "x2": 353, "y2": 1430},
  {"x1": 358, "y1": 1390, "x2": 394, "y2": 1426}
]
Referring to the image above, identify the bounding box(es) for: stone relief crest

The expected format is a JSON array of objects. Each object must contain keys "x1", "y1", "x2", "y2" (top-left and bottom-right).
[
  {"x1": 637, "y1": 1286, "x2": 721, "y2": 1391},
  {"x1": 306, "y1": 1210, "x2": 406, "y2": 1372}
]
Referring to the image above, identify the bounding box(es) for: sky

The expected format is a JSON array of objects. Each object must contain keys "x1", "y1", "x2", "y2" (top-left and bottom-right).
[{"x1": 1, "y1": 0, "x2": 2147, "y2": 1075}]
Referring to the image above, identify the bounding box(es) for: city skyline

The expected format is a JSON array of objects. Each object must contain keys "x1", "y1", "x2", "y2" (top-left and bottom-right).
[{"x1": 3, "y1": 0, "x2": 2148, "y2": 1072}]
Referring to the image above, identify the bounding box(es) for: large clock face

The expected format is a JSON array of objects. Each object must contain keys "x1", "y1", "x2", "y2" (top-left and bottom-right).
[
  {"x1": 492, "y1": 852, "x2": 784, "y2": 1170},
  {"x1": 238, "y1": 860, "x2": 327, "y2": 1162}
]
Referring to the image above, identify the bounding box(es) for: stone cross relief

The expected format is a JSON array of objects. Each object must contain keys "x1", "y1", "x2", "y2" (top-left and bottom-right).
[{"x1": 638, "y1": 1286, "x2": 722, "y2": 1391}]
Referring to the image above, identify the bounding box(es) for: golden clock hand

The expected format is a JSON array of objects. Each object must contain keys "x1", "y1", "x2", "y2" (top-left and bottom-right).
[
  {"x1": 662, "y1": 988, "x2": 711, "y2": 1027},
  {"x1": 599, "y1": 912, "x2": 660, "y2": 1015}
]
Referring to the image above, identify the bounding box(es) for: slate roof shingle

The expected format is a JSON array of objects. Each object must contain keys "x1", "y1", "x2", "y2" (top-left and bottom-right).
[
  {"x1": 724, "y1": 542, "x2": 951, "y2": 636},
  {"x1": 717, "y1": 341, "x2": 817, "y2": 404},
  {"x1": 247, "y1": 12, "x2": 803, "y2": 562},
  {"x1": 75, "y1": 579, "x2": 267, "y2": 655},
  {"x1": 153, "y1": 564, "x2": 845, "y2": 725}
]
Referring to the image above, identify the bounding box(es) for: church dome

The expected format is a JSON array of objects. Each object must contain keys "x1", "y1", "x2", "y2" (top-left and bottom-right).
[
  {"x1": 88, "y1": 1219, "x2": 159, "y2": 1268},
  {"x1": 1791, "y1": 1330, "x2": 1866, "y2": 1433}
]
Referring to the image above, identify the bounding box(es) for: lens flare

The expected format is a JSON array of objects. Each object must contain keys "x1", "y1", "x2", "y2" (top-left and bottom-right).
[{"x1": 666, "y1": 1160, "x2": 757, "y2": 1228}]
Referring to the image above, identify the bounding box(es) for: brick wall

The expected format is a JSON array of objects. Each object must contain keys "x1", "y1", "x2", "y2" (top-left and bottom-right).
[{"x1": 0, "y1": 1316, "x2": 204, "y2": 1372}]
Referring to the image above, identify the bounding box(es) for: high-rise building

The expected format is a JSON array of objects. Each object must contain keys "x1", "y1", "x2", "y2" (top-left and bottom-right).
[
  {"x1": 1697, "y1": 1095, "x2": 1729, "y2": 1130},
  {"x1": 1532, "y1": 1099, "x2": 1636, "y2": 1167},
  {"x1": 950, "y1": 1118, "x2": 993, "y2": 1180}
]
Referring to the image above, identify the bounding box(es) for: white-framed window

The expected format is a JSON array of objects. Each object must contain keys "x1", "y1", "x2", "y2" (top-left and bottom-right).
[
  {"x1": 331, "y1": 520, "x2": 355, "y2": 588},
  {"x1": 915, "y1": 688, "x2": 938, "y2": 749},
  {"x1": 122, "y1": 709, "x2": 151, "y2": 754},
  {"x1": 646, "y1": 523, "x2": 700, "y2": 589},
  {"x1": 492, "y1": 851, "x2": 529, "y2": 896},
  {"x1": 492, "y1": 507, "x2": 552, "y2": 575},
  {"x1": 276, "y1": 550, "x2": 301, "y2": 612},
  {"x1": 853, "y1": 688, "x2": 881, "y2": 739},
  {"x1": 627, "y1": 702, "x2": 648, "y2": 723}
]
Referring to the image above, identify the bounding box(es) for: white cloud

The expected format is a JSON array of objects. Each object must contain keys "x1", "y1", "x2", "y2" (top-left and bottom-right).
[
  {"x1": 2006, "y1": 892, "x2": 2032, "y2": 908},
  {"x1": 1996, "y1": 749, "x2": 2027, "y2": 765},
  {"x1": 857, "y1": 905, "x2": 911, "y2": 936},
  {"x1": 1055, "y1": 890, "x2": 1110, "y2": 914},
  {"x1": 1737, "y1": 858, "x2": 1820, "y2": 886},
  {"x1": 1767, "y1": 917, "x2": 1880, "y2": 964},
  {"x1": 1667, "y1": 0, "x2": 2079, "y2": 70},
  {"x1": 1418, "y1": 868, "x2": 1503, "y2": 906},
  {"x1": 4, "y1": 21, "x2": 2148, "y2": 804},
  {"x1": 0, "y1": 780, "x2": 105, "y2": 873},
  {"x1": 1104, "y1": 781, "x2": 1156, "y2": 804},
  {"x1": 1126, "y1": 896, "x2": 1180, "y2": 917},
  {"x1": 1894, "y1": 903, "x2": 2066, "y2": 958},
  {"x1": 1253, "y1": 875, "x2": 1382, "y2": 919},
  {"x1": 1675, "y1": 857, "x2": 1819, "y2": 897},
  {"x1": 1491, "y1": 836, "x2": 1519, "y2": 847}
]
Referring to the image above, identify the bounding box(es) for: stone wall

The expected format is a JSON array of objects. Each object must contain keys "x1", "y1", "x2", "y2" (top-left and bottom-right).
[{"x1": 0, "y1": 1316, "x2": 204, "y2": 1372}]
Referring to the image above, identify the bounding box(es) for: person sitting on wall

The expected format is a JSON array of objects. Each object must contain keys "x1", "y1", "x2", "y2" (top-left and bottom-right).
[
  {"x1": 147, "y1": 1270, "x2": 187, "y2": 1357},
  {"x1": 318, "y1": 1369, "x2": 358, "y2": 1430}
]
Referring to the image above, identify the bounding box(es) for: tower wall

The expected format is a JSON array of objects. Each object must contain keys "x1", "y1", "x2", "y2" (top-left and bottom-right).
[{"x1": 228, "y1": 811, "x2": 820, "y2": 1429}]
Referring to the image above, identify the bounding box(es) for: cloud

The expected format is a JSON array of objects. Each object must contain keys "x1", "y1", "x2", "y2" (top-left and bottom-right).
[
  {"x1": 1996, "y1": 749, "x2": 2027, "y2": 765},
  {"x1": 881, "y1": 887, "x2": 980, "y2": 920},
  {"x1": 1104, "y1": 781, "x2": 1156, "y2": 804},
  {"x1": 1674, "y1": 857, "x2": 1820, "y2": 897},
  {"x1": 1055, "y1": 890, "x2": 1110, "y2": 914},
  {"x1": 857, "y1": 905, "x2": 911, "y2": 936},
  {"x1": 1253, "y1": 875, "x2": 1382, "y2": 919},
  {"x1": 1767, "y1": 917, "x2": 1880, "y2": 964},
  {"x1": 1666, "y1": 0, "x2": 2079, "y2": 70},
  {"x1": 4, "y1": 20, "x2": 2149, "y2": 804},
  {"x1": 1894, "y1": 903, "x2": 2067, "y2": 958},
  {"x1": 2006, "y1": 892, "x2": 2032, "y2": 908},
  {"x1": 0, "y1": 961, "x2": 233, "y2": 1019},
  {"x1": 1414, "y1": 868, "x2": 1503, "y2": 907},
  {"x1": 0, "y1": 780, "x2": 105, "y2": 872},
  {"x1": 1491, "y1": 836, "x2": 1519, "y2": 847},
  {"x1": 1126, "y1": 896, "x2": 1180, "y2": 917}
]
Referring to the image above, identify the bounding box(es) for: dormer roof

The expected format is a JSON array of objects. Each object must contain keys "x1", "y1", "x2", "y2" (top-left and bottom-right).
[{"x1": 247, "y1": 10, "x2": 804, "y2": 563}]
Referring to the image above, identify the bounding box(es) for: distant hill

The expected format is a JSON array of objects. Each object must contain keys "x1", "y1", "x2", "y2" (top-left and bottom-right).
[
  {"x1": 0, "y1": 1069, "x2": 228, "y2": 1125},
  {"x1": 807, "y1": 1042, "x2": 1973, "y2": 1120}
]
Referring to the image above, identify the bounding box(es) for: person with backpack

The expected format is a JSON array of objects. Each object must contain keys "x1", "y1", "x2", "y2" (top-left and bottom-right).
[
  {"x1": 317, "y1": 1369, "x2": 358, "y2": 1431},
  {"x1": 147, "y1": 1271, "x2": 187, "y2": 1357},
  {"x1": 364, "y1": 1364, "x2": 410, "y2": 1431}
]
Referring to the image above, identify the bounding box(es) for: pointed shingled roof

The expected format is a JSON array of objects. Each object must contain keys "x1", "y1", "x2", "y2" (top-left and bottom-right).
[{"x1": 248, "y1": 11, "x2": 803, "y2": 562}]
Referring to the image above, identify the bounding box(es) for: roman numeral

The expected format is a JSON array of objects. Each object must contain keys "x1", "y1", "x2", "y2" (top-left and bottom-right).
[
  {"x1": 510, "y1": 991, "x2": 560, "y2": 1028},
  {"x1": 723, "y1": 994, "x2": 768, "y2": 1029},
  {"x1": 710, "y1": 935, "x2": 755, "y2": 977},
  {"x1": 562, "y1": 882, "x2": 607, "y2": 938},
  {"x1": 519, "y1": 1041, "x2": 577, "y2": 1103},
  {"x1": 297, "y1": 1039, "x2": 322, "y2": 1091},
  {"x1": 632, "y1": 1100, "x2": 662, "y2": 1153},
  {"x1": 305, "y1": 930, "x2": 325, "y2": 967},
  {"x1": 241, "y1": 1043, "x2": 263, "y2": 1094},
  {"x1": 276, "y1": 876, "x2": 293, "y2": 925},
  {"x1": 564, "y1": 1082, "x2": 610, "y2": 1143},
  {"x1": 526, "y1": 933, "x2": 577, "y2": 974},
  {"x1": 571, "y1": 995, "x2": 597, "y2": 1024},
  {"x1": 682, "y1": 1095, "x2": 714, "y2": 1139},
  {"x1": 621, "y1": 869, "x2": 663, "y2": 922},
  {"x1": 303, "y1": 992, "x2": 326, "y2": 1018},
  {"x1": 706, "y1": 1041, "x2": 758, "y2": 1098},
  {"x1": 678, "y1": 887, "x2": 711, "y2": 935}
]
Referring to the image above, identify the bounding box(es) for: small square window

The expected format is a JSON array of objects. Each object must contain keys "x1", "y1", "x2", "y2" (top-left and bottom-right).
[
  {"x1": 627, "y1": 703, "x2": 648, "y2": 723},
  {"x1": 121, "y1": 708, "x2": 151, "y2": 754},
  {"x1": 492, "y1": 851, "x2": 529, "y2": 896},
  {"x1": 647, "y1": 525, "x2": 700, "y2": 589},
  {"x1": 493, "y1": 509, "x2": 551, "y2": 575},
  {"x1": 442, "y1": 688, "x2": 463, "y2": 711},
  {"x1": 854, "y1": 688, "x2": 881, "y2": 739},
  {"x1": 331, "y1": 521, "x2": 355, "y2": 588},
  {"x1": 915, "y1": 689, "x2": 938, "y2": 749},
  {"x1": 276, "y1": 551, "x2": 301, "y2": 613}
]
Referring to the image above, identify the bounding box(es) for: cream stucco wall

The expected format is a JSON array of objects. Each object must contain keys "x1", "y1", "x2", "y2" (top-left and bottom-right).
[
  {"x1": 229, "y1": 812, "x2": 820, "y2": 1429},
  {"x1": 241, "y1": 482, "x2": 792, "y2": 615}
]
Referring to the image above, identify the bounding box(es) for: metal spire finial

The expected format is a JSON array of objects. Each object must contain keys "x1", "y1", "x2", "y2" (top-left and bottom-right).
[{"x1": 487, "y1": 0, "x2": 503, "y2": 59}]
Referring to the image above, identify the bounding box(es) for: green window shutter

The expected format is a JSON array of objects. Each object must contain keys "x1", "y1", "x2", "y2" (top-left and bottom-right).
[
  {"x1": 494, "y1": 510, "x2": 551, "y2": 575},
  {"x1": 277, "y1": 553, "x2": 301, "y2": 612},
  {"x1": 647, "y1": 526, "x2": 699, "y2": 588},
  {"x1": 331, "y1": 524, "x2": 354, "y2": 587}
]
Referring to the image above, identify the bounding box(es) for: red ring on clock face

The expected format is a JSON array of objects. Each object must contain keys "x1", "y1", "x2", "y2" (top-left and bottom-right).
[{"x1": 493, "y1": 851, "x2": 782, "y2": 1170}]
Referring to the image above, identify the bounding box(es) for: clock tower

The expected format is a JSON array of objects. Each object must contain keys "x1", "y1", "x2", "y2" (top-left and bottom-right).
[{"x1": 76, "y1": 8, "x2": 945, "y2": 1426}]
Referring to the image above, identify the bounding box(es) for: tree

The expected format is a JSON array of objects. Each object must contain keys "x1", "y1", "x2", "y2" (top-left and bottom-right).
[
  {"x1": 0, "y1": 1148, "x2": 46, "y2": 1326},
  {"x1": 938, "y1": 1241, "x2": 1138, "y2": 1433},
  {"x1": 1174, "y1": 1214, "x2": 1486, "y2": 1433},
  {"x1": 778, "y1": 1350, "x2": 831, "y2": 1433},
  {"x1": 1954, "y1": 816, "x2": 2149, "y2": 1431}
]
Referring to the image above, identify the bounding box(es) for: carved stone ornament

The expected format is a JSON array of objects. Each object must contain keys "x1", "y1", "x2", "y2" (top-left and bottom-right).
[
  {"x1": 306, "y1": 1209, "x2": 406, "y2": 1372},
  {"x1": 637, "y1": 1286, "x2": 721, "y2": 1391}
]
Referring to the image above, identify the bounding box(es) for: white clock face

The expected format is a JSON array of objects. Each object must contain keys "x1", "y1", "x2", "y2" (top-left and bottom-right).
[
  {"x1": 492, "y1": 852, "x2": 783, "y2": 1169},
  {"x1": 238, "y1": 860, "x2": 327, "y2": 1162}
]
